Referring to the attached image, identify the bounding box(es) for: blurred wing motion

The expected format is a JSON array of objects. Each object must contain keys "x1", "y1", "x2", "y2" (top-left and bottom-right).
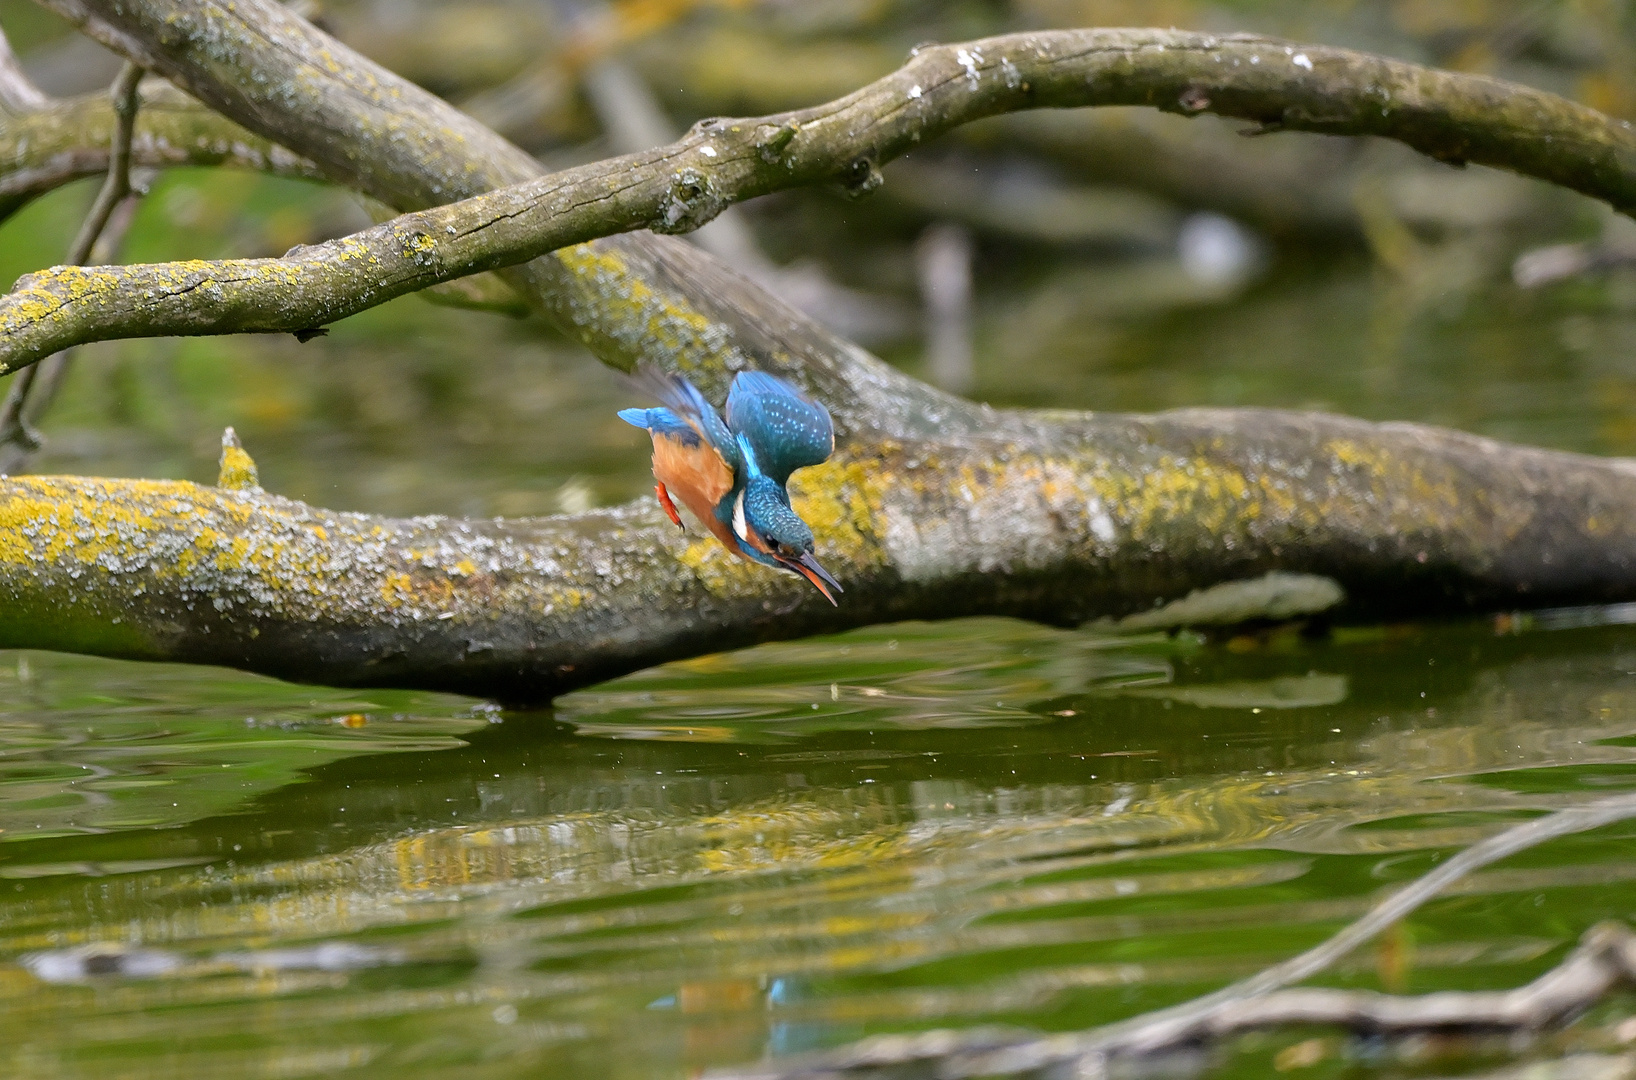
[
  {"x1": 629, "y1": 367, "x2": 739, "y2": 471},
  {"x1": 618, "y1": 370, "x2": 740, "y2": 534},
  {"x1": 724, "y1": 371, "x2": 834, "y2": 484}
]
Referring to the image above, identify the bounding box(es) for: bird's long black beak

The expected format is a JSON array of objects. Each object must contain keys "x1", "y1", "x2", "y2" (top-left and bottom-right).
[{"x1": 786, "y1": 551, "x2": 843, "y2": 606}]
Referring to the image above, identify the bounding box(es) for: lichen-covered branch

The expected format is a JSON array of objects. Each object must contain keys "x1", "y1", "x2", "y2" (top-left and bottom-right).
[
  {"x1": 5, "y1": 409, "x2": 1636, "y2": 699},
  {"x1": 23, "y1": 0, "x2": 1635, "y2": 543},
  {"x1": 0, "y1": 81, "x2": 322, "y2": 224},
  {"x1": 3, "y1": 0, "x2": 1631, "y2": 705},
  {"x1": 0, "y1": 62, "x2": 144, "y2": 471},
  {"x1": 6, "y1": 26, "x2": 1636, "y2": 386}
]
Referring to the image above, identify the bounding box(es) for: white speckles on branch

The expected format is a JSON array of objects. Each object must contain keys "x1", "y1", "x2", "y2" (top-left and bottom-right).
[
  {"x1": 1293, "y1": 53, "x2": 1314, "y2": 70},
  {"x1": 1088, "y1": 498, "x2": 1118, "y2": 546}
]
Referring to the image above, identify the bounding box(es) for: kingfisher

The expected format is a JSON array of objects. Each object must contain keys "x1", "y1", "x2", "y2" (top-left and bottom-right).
[{"x1": 618, "y1": 369, "x2": 843, "y2": 605}]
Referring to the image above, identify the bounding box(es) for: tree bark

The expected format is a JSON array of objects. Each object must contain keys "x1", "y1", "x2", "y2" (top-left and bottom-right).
[
  {"x1": 6, "y1": 27, "x2": 1636, "y2": 388},
  {"x1": 4, "y1": 410, "x2": 1635, "y2": 700},
  {"x1": 5, "y1": 1, "x2": 1636, "y2": 698}
]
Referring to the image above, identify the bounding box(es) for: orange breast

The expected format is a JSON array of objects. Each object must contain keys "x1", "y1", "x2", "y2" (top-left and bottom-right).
[{"x1": 650, "y1": 433, "x2": 742, "y2": 556}]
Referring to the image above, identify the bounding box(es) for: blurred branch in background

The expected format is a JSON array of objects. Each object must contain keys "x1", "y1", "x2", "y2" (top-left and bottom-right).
[
  {"x1": 7, "y1": 27, "x2": 1636, "y2": 385},
  {"x1": 0, "y1": 80, "x2": 323, "y2": 226},
  {"x1": 0, "y1": 61, "x2": 144, "y2": 475},
  {"x1": 1514, "y1": 209, "x2": 1636, "y2": 287},
  {"x1": 579, "y1": 54, "x2": 910, "y2": 345},
  {"x1": 915, "y1": 222, "x2": 974, "y2": 393},
  {"x1": 0, "y1": 23, "x2": 46, "y2": 113}
]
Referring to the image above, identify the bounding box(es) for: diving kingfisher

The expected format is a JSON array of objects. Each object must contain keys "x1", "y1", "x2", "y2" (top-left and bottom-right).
[{"x1": 618, "y1": 369, "x2": 843, "y2": 605}]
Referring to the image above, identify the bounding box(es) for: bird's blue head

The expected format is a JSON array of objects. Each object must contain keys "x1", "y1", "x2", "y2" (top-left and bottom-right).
[{"x1": 731, "y1": 475, "x2": 843, "y2": 605}]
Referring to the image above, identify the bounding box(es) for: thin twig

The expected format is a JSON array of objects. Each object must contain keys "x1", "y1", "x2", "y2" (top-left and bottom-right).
[
  {"x1": 66, "y1": 63, "x2": 145, "y2": 267},
  {"x1": 0, "y1": 84, "x2": 323, "y2": 229},
  {"x1": 717, "y1": 792, "x2": 1636, "y2": 1078},
  {"x1": 8, "y1": 28, "x2": 1636, "y2": 378},
  {"x1": 0, "y1": 25, "x2": 49, "y2": 114},
  {"x1": 0, "y1": 61, "x2": 142, "y2": 474}
]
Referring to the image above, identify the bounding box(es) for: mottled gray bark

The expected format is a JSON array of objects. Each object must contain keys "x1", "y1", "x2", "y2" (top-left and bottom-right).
[
  {"x1": 5, "y1": 410, "x2": 1636, "y2": 700},
  {"x1": 4, "y1": 0, "x2": 1636, "y2": 701},
  {"x1": 6, "y1": 26, "x2": 1636, "y2": 385}
]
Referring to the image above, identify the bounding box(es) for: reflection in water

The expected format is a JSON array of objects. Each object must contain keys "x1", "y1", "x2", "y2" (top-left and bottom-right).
[{"x1": 0, "y1": 619, "x2": 1635, "y2": 1077}]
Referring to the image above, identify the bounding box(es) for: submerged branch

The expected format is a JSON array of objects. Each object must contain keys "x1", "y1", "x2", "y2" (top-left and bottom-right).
[
  {"x1": 717, "y1": 792, "x2": 1636, "y2": 1078},
  {"x1": 5, "y1": 27, "x2": 1636, "y2": 381}
]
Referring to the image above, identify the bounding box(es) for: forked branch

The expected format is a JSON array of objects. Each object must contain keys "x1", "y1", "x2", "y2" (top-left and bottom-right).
[
  {"x1": 0, "y1": 62, "x2": 144, "y2": 473},
  {"x1": 3, "y1": 28, "x2": 1636, "y2": 383}
]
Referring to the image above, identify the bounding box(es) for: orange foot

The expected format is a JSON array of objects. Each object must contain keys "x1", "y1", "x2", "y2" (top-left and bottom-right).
[{"x1": 655, "y1": 482, "x2": 684, "y2": 529}]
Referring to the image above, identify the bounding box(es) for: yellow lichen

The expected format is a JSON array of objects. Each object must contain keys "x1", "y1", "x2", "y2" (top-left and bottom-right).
[
  {"x1": 789, "y1": 456, "x2": 888, "y2": 567},
  {"x1": 1088, "y1": 455, "x2": 1270, "y2": 541},
  {"x1": 217, "y1": 427, "x2": 261, "y2": 490},
  {"x1": 554, "y1": 244, "x2": 723, "y2": 369},
  {"x1": 676, "y1": 538, "x2": 761, "y2": 595},
  {"x1": 1327, "y1": 438, "x2": 1391, "y2": 478}
]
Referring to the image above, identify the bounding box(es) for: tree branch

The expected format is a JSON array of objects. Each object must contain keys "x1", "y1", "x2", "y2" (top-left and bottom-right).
[
  {"x1": 0, "y1": 81, "x2": 323, "y2": 225},
  {"x1": 25, "y1": 6, "x2": 1636, "y2": 437},
  {"x1": 714, "y1": 792, "x2": 1636, "y2": 1079},
  {"x1": 4, "y1": 29, "x2": 1635, "y2": 389},
  {"x1": 33, "y1": 0, "x2": 948, "y2": 442},
  {"x1": 2, "y1": 0, "x2": 1629, "y2": 704},
  {"x1": 5, "y1": 408, "x2": 1636, "y2": 699},
  {"x1": 0, "y1": 24, "x2": 48, "y2": 114},
  {"x1": 0, "y1": 62, "x2": 144, "y2": 472},
  {"x1": 63, "y1": 62, "x2": 142, "y2": 262}
]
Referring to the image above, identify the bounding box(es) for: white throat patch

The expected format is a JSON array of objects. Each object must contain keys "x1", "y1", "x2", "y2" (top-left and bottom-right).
[{"x1": 731, "y1": 490, "x2": 749, "y2": 543}]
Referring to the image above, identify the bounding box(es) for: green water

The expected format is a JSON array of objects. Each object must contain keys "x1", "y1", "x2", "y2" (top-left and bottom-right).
[
  {"x1": 6, "y1": 146, "x2": 1636, "y2": 1079},
  {"x1": 4, "y1": 617, "x2": 1636, "y2": 1078}
]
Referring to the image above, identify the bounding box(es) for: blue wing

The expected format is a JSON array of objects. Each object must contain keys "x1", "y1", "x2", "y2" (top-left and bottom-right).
[
  {"x1": 627, "y1": 368, "x2": 740, "y2": 475},
  {"x1": 725, "y1": 371, "x2": 834, "y2": 485}
]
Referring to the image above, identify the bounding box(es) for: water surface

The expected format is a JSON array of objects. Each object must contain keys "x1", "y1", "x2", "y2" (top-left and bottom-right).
[
  {"x1": 3, "y1": 615, "x2": 1636, "y2": 1078},
  {"x1": 4, "y1": 107, "x2": 1636, "y2": 1080}
]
